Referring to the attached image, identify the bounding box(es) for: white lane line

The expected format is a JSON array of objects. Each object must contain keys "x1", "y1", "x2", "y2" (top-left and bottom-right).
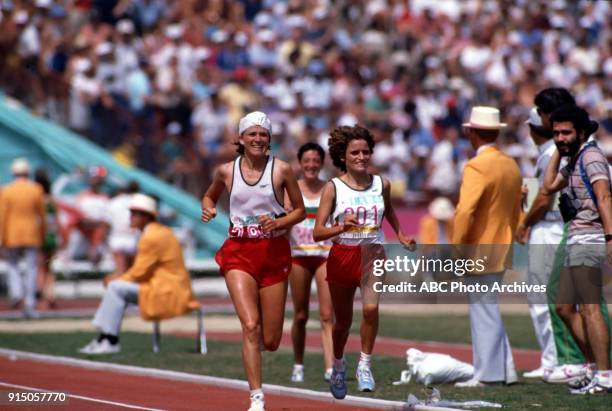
[
  {"x1": 0, "y1": 381, "x2": 167, "y2": 411},
  {"x1": 0, "y1": 349, "x2": 462, "y2": 411}
]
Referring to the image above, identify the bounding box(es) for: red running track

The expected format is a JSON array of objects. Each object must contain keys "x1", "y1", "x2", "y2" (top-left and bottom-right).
[{"x1": 0, "y1": 356, "x2": 378, "y2": 411}]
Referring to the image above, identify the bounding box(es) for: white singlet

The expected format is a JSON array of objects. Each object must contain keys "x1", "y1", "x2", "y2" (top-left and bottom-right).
[
  {"x1": 229, "y1": 155, "x2": 286, "y2": 239},
  {"x1": 331, "y1": 175, "x2": 385, "y2": 245},
  {"x1": 289, "y1": 193, "x2": 332, "y2": 257}
]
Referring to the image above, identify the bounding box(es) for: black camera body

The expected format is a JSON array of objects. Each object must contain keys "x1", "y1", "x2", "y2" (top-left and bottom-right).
[{"x1": 558, "y1": 192, "x2": 578, "y2": 223}]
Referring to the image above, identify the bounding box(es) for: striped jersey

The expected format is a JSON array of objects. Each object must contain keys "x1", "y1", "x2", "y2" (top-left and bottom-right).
[{"x1": 289, "y1": 193, "x2": 331, "y2": 257}]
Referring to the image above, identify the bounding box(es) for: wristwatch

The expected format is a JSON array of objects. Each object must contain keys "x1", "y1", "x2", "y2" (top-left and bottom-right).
[{"x1": 605, "y1": 234, "x2": 612, "y2": 242}]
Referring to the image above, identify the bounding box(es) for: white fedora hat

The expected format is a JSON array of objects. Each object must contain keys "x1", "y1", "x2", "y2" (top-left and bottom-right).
[
  {"x1": 429, "y1": 197, "x2": 455, "y2": 221},
  {"x1": 129, "y1": 194, "x2": 157, "y2": 216},
  {"x1": 11, "y1": 158, "x2": 30, "y2": 175},
  {"x1": 462, "y1": 106, "x2": 507, "y2": 129}
]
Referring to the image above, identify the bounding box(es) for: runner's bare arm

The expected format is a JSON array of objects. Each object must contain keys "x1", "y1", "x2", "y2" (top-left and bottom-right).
[
  {"x1": 382, "y1": 177, "x2": 416, "y2": 250},
  {"x1": 313, "y1": 181, "x2": 346, "y2": 241},
  {"x1": 201, "y1": 163, "x2": 230, "y2": 222}
]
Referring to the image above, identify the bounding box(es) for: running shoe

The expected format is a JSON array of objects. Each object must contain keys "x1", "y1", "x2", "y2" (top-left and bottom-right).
[
  {"x1": 291, "y1": 365, "x2": 304, "y2": 383},
  {"x1": 78, "y1": 339, "x2": 121, "y2": 355},
  {"x1": 247, "y1": 393, "x2": 265, "y2": 411},
  {"x1": 544, "y1": 363, "x2": 590, "y2": 384},
  {"x1": 570, "y1": 374, "x2": 612, "y2": 395},
  {"x1": 356, "y1": 366, "x2": 376, "y2": 392},
  {"x1": 324, "y1": 368, "x2": 333, "y2": 382},
  {"x1": 329, "y1": 367, "x2": 347, "y2": 399}
]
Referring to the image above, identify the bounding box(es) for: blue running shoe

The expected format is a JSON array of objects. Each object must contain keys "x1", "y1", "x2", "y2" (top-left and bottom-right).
[
  {"x1": 356, "y1": 366, "x2": 376, "y2": 392},
  {"x1": 329, "y1": 367, "x2": 347, "y2": 399}
]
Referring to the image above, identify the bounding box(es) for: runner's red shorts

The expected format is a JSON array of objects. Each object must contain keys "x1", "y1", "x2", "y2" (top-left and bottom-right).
[
  {"x1": 326, "y1": 243, "x2": 385, "y2": 288},
  {"x1": 292, "y1": 256, "x2": 327, "y2": 273},
  {"x1": 215, "y1": 236, "x2": 291, "y2": 288}
]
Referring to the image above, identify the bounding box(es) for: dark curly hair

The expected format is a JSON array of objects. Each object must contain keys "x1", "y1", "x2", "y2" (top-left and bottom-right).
[{"x1": 328, "y1": 125, "x2": 375, "y2": 172}]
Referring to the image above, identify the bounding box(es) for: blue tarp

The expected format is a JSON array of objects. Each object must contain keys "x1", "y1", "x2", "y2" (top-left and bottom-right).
[{"x1": 0, "y1": 96, "x2": 228, "y2": 257}]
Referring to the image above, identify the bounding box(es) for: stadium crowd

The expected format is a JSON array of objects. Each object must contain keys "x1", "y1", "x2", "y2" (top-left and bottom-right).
[{"x1": 0, "y1": 0, "x2": 611, "y2": 204}]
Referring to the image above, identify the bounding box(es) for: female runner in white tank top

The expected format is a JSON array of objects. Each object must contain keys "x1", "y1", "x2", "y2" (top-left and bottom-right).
[
  {"x1": 201, "y1": 112, "x2": 305, "y2": 411},
  {"x1": 313, "y1": 125, "x2": 415, "y2": 400},
  {"x1": 286, "y1": 142, "x2": 334, "y2": 383}
]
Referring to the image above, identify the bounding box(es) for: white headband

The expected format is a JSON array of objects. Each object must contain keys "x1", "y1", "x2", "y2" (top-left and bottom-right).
[{"x1": 238, "y1": 111, "x2": 272, "y2": 135}]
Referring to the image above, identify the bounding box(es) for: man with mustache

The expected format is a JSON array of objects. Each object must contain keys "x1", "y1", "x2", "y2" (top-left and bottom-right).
[{"x1": 543, "y1": 104, "x2": 612, "y2": 394}]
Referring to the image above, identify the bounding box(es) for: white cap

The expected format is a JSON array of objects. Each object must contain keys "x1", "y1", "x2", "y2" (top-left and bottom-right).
[
  {"x1": 257, "y1": 29, "x2": 276, "y2": 43},
  {"x1": 238, "y1": 111, "x2": 272, "y2": 135},
  {"x1": 117, "y1": 19, "x2": 134, "y2": 34},
  {"x1": 13, "y1": 10, "x2": 28, "y2": 24},
  {"x1": 95, "y1": 42, "x2": 113, "y2": 55},
  {"x1": 74, "y1": 58, "x2": 92, "y2": 73},
  {"x1": 234, "y1": 31, "x2": 248, "y2": 46},
  {"x1": 254, "y1": 12, "x2": 272, "y2": 27},
  {"x1": 211, "y1": 30, "x2": 228, "y2": 43},
  {"x1": 165, "y1": 24, "x2": 184, "y2": 39},
  {"x1": 429, "y1": 197, "x2": 455, "y2": 221},
  {"x1": 313, "y1": 8, "x2": 328, "y2": 20},
  {"x1": 193, "y1": 46, "x2": 211, "y2": 61},
  {"x1": 286, "y1": 15, "x2": 306, "y2": 28},
  {"x1": 525, "y1": 107, "x2": 543, "y2": 127},
  {"x1": 166, "y1": 122, "x2": 182, "y2": 135},
  {"x1": 36, "y1": 0, "x2": 52, "y2": 8},
  {"x1": 129, "y1": 194, "x2": 157, "y2": 216},
  {"x1": 11, "y1": 158, "x2": 29, "y2": 175}
]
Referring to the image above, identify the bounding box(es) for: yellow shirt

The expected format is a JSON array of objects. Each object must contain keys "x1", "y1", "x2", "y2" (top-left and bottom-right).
[
  {"x1": 452, "y1": 146, "x2": 522, "y2": 273},
  {"x1": 0, "y1": 178, "x2": 46, "y2": 248},
  {"x1": 120, "y1": 222, "x2": 195, "y2": 320}
]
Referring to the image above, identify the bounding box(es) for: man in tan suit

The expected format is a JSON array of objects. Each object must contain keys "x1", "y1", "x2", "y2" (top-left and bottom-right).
[
  {"x1": 79, "y1": 194, "x2": 195, "y2": 354},
  {"x1": 0, "y1": 158, "x2": 46, "y2": 317},
  {"x1": 452, "y1": 107, "x2": 522, "y2": 387}
]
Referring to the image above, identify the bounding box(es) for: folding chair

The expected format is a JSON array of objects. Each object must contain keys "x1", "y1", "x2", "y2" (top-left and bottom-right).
[{"x1": 152, "y1": 300, "x2": 207, "y2": 355}]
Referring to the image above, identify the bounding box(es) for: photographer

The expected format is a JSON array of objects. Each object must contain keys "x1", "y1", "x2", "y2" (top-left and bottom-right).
[{"x1": 543, "y1": 104, "x2": 612, "y2": 394}]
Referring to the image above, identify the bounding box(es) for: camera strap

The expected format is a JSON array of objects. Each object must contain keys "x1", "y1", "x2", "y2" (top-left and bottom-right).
[{"x1": 575, "y1": 142, "x2": 610, "y2": 208}]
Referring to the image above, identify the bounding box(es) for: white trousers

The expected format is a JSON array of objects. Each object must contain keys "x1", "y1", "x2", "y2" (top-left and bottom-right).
[
  {"x1": 528, "y1": 221, "x2": 563, "y2": 369},
  {"x1": 93, "y1": 280, "x2": 139, "y2": 335},
  {"x1": 7, "y1": 247, "x2": 39, "y2": 310},
  {"x1": 467, "y1": 272, "x2": 517, "y2": 383}
]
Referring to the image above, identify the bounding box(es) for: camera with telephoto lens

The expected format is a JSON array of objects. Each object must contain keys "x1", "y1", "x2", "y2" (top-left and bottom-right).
[{"x1": 558, "y1": 192, "x2": 578, "y2": 222}]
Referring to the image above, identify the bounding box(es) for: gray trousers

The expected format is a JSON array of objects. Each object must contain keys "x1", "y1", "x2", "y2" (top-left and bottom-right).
[
  {"x1": 467, "y1": 272, "x2": 517, "y2": 383},
  {"x1": 93, "y1": 280, "x2": 139, "y2": 335},
  {"x1": 7, "y1": 247, "x2": 39, "y2": 310}
]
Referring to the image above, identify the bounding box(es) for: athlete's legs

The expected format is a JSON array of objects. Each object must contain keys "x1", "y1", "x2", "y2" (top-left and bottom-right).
[
  {"x1": 574, "y1": 265, "x2": 611, "y2": 370},
  {"x1": 290, "y1": 263, "x2": 313, "y2": 364},
  {"x1": 360, "y1": 303, "x2": 379, "y2": 355},
  {"x1": 225, "y1": 269, "x2": 262, "y2": 389},
  {"x1": 556, "y1": 266, "x2": 596, "y2": 362},
  {"x1": 260, "y1": 278, "x2": 289, "y2": 351},
  {"x1": 329, "y1": 284, "x2": 357, "y2": 359},
  {"x1": 314, "y1": 263, "x2": 334, "y2": 371}
]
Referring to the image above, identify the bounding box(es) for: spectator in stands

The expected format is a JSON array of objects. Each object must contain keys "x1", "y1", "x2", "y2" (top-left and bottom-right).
[
  {"x1": 1, "y1": 0, "x2": 611, "y2": 201},
  {"x1": 107, "y1": 181, "x2": 140, "y2": 275},
  {"x1": 67, "y1": 166, "x2": 110, "y2": 264},
  {"x1": 419, "y1": 197, "x2": 455, "y2": 244},
  {"x1": 79, "y1": 193, "x2": 195, "y2": 354},
  {"x1": 0, "y1": 158, "x2": 46, "y2": 318}
]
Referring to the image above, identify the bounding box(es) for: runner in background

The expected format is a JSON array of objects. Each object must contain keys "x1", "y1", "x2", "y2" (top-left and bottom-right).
[
  {"x1": 34, "y1": 168, "x2": 59, "y2": 310},
  {"x1": 313, "y1": 125, "x2": 415, "y2": 399},
  {"x1": 287, "y1": 142, "x2": 334, "y2": 383},
  {"x1": 201, "y1": 111, "x2": 305, "y2": 411}
]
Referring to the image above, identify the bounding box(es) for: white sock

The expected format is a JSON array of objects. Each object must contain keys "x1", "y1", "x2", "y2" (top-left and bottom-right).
[
  {"x1": 333, "y1": 357, "x2": 345, "y2": 372},
  {"x1": 293, "y1": 364, "x2": 304, "y2": 372},
  {"x1": 358, "y1": 352, "x2": 372, "y2": 369},
  {"x1": 250, "y1": 389, "x2": 264, "y2": 401}
]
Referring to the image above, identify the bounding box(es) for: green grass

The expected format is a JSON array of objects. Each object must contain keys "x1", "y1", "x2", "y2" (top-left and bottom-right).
[{"x1": 1, "y1": 331, "x2": 609, "y2": 410}]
